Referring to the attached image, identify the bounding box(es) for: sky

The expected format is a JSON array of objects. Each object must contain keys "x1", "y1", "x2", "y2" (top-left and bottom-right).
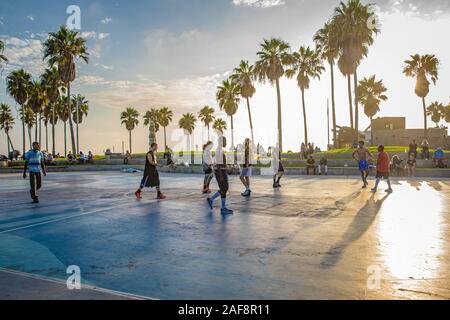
[{"x1": 1, "y1": 0, "x2": 450, "y2": 155}]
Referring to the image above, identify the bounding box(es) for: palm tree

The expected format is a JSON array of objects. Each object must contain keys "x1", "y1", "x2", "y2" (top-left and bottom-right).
[
  {"x1": 58, "y1": 96, "x2": 70, "y2": 156},
  {"x1": 41, "y1": 67, "x2": 63, "y2": 155},
  {"x1": 0, "y1": 103, "x2": 15, "y2": 155},
  {"x1": 120, "y1": 107, "x2": 140, "y2": 154},
  {"x1": 231, "y1": 60, "x2": 256, "y2": 142},
  {"x1": 285, "y1": 46, "x2": 325, "y2": 145},
  {"x1": 6, "y1": 69, "x2": 32, "y2": 155},
  {"x1": 0, "y1": 40, "x2": 7, "y2": 67},
  {"x1": 143, "y1": 108, "x2": 160, "y2": 147},
  {"x1": 198, "y1": 106, "x2": 215, "y2": 141},
  {"x1": 254, "y1": 38, "x2": 291, "y2": 152},
  {"x1": 445, "y1": 103, "x2": 450, "y2": 123},
  {"x1": 427, "y1": 102, "x2": 445, "y2": 128},
  {"x1": 71, "y1": 94, "x2": 89, "y2": 154},
  {"x1": 43, "y1": 102, "x2": 60, "y2": 153},
  {"x1": 43, "y1": 26, "x2": 89, "y2": 157},
  {"x1": 27, "y1": 80, "x2": 48, "y2": 143},
  {"x1": 22, "y1": 106, "x2": 36, "y2": 149},
  {"x1": 217, "y1": 79, "x2": 240, "y2": 149},
  {"x1": 158, "y1": 107, "x2": 173, "y2": 148},
  {"x1": 178, "y1": 113, "x2": 197, "y2": 153},
  {"x1": 356, "y1": 75, "x2": 388, "y2": 122},
  {"x1": 332, "y1": 0, "x2": 378, "y2": 136},
  {"x1": 314, "y1": 22, "x2": 339, "y2": 148},
  {"x1": 403, "y1": 54, "x2": 440, "y2": 139},
  {"x1": 213, "y1": 118, "x2": 227, "y2": 135},
  {"x1": 42, "y1": 105, "x2": 52, "y2": 151}
]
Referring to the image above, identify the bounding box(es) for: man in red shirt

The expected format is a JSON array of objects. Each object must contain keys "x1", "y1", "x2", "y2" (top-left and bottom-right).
[{"x1": 371, "y1": 145, "x2": 393, "y2": 193}]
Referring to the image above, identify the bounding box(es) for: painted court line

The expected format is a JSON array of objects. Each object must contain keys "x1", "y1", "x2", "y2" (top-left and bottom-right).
[{"x1": 0, "y1": 267, "x2": 158, "y2": 300}]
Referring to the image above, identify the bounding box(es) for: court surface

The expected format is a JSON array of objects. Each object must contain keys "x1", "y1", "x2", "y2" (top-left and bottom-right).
[{"x1": 0, "y1": 172, "x2": 449, "y2": 300}]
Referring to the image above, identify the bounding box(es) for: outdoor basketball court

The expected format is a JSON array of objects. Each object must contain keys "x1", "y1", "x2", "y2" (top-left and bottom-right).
[{"x1": 0, "y1": 172, "x2": 449, "y2": 300}]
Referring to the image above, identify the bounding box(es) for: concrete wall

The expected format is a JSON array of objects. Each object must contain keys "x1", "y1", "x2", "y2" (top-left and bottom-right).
[{"x1": 372, "y1": 128, "x2": 449, "y2": 148}]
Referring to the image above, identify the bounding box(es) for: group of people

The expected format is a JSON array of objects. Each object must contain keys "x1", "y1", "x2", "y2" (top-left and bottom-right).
[
  {"x1": 300, "y1": 142, "x2": 320, "y2": 159},
  {"x1": 67, "y1": 151, "x2": 94, "y2": 164}
]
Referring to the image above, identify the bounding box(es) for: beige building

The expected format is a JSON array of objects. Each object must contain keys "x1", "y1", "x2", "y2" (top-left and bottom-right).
[{"x1": 370, "y1": 117, "x2": 449, "y2": 148}]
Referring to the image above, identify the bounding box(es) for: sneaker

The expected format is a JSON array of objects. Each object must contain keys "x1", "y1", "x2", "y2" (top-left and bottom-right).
[
  {"x1": 206, "y1": 189, "x2": 212, "y2": 194},
  {"x1": 362, "y1": 185, "x2": 367, "y2": 189},
  {"x1": 32, "y1": 197, "x2": 39, "y2": 204},
  {"x1": 202, "y1": 188, "x2": 208, "y2": 194},
  {"x1": 385, "y1": 188, "x2": 393, "y2": 193},
  {"x1": 371, "y1": 188, "x2": 377, "y2": 193},
  {"x1": 221, "y1": 208, "x2": 234, "y2": 215},
  {"x1": 135, "y1": 190, "x2": 142, "y2": 199},
  {"x1": 207, "y1": 197, "x2": 213, "y2": 209},
  {"x1": 157, "y1": 193, "x2": 166, "y2": 200},
  {"x1": 241, "y1": 189, "x2": 251, "y2": 197}
]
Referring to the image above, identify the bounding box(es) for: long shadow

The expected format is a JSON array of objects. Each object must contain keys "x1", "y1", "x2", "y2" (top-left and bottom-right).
[{"x1": 320, "y1": 193, "x2": 390, "y2": 269}]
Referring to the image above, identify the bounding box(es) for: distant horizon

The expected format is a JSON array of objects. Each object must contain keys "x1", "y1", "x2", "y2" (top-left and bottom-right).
[{"x1": 1, "y1": 0, "x2": 450, "y2": 155}]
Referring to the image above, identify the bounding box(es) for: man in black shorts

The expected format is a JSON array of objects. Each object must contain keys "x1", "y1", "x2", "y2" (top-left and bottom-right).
[{"x1": 135, "y1": 143, "x2": 166, "y2": 200}]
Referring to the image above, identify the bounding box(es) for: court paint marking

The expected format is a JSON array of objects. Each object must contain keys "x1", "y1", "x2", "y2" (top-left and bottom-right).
[{"x1": 0, "y1": 267, "x2": 158, "y2": 300}]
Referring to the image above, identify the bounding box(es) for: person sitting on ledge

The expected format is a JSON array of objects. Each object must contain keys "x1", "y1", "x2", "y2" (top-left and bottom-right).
[
  {"x1": 319, "y1": 157, "x2": 328, "y2": 175},
  {"x1": 124, "y1": 151, "x2": 131, "y2": 165},
  {"x1": 67, "y1": 151, "x2": 74, "y2": 164},
  {"x1": 87, "y1": 151, "x2": 94, "y2": 164},
  {"x1": 433, "y1": 148, "x2": 447, "y2": 168},
  {"x1": 306, "y1": 156, "x2": 316, "y2": 175}
]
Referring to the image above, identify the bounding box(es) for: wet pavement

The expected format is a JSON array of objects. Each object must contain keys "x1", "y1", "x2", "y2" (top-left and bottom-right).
[{"x1": 0, "y1": 172, "x2": 449, "y2": 300}]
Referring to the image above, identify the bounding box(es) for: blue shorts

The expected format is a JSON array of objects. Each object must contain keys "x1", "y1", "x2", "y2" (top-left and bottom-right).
[
  {"x1": 358, "y1": 160, "x2": 369, "y2": 171},
  {"x1": 240, "y1": 167, "x2": 252, "y2": 177}
]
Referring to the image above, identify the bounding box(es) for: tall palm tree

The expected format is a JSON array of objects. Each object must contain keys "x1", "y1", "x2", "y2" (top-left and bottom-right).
[
  {"x1": 6, "y1": 69, "x2": 32, "y2": 155},
  {"x1": 158, "y1": 107, "x2": 173, "y2": 148},
  {"x1": 427, "y1": 102, "x2": 445, "y2": 128},
  {"x1": 213, "y1": 118, "x2": 227, "y2": 135},
  {"x1": 217, "y1": 79, "x2": 240, "y2": 149},
  {"x1": 143, "y1": 108, "x2": 160, "y2": 147},
  {"x1": 403, "y1": 54, "x2": 440, "y2": 139},
  {"x1": 27, "y1": 80, "x2": 48, "y2": 143},
  {"x1": 198, "y1": 106, "x2": 215, "y2": 141},
  {"x1": 332, "y1": 0, "x2": 378, "y2": 136},
  {"x1": 314, "y1": 22, "x2": 339, "y2": 148},
  {"x1": 0, "y1": 103, "x2": 15, "y2": 155},
  {"x1": 43, "y1": 102, "x2": 60, "y2": 153},
  {"x1": 178, "y1": 113, "x2": 197, "y2": 153},
  {"x1": 58, "y1": 96, "x2": 70, "y2": 156},
  {"x1": 120, "y1": 108, "x2": 140, "y2": 154},
  {"x1": 0, "y1": 40, "x2": 7, "y2": 67},
  {"x1": 231, "y1": 60, "x2": 256, "y2": 142},
  {"x1": 356, "y1": 75, "x2": 388, "y2": 122},
  {"x1": 254, "y1": 38, "x2": 291, "y2": 152},
  {"x1": 42, "y1": 105, "x2": 52, "y2": 151},
  {"x1": 445, "y1": 103, "x2": 450, "y2": 123},
  {"x1": 285, "y1": 46, "x2": 325, "y2": 145},
  {"x1": 41, "y1": 67, "x2": 63, "y2": 155},
  {"x1": 71, "y1": 94, "x2": 89, "y2": 154},
  {"x1": 43, "y1": 26, "x2": 89, "y2": 157}
]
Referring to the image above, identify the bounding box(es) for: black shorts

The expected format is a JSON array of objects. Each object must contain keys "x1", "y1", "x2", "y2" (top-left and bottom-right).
[
  {"x1": 376, "y1": 172, "x2": 389, "y2": 179},
  {"x1": 278, "y1": 162, "x2": 284, "y2": 173}
]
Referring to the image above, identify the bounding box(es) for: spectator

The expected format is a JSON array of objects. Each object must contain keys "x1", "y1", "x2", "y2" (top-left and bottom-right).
[
  {"x1": 78, "y1": 151, "x2": 85, "y2": 164},
  {"x1": 67, "y1": 151, "x2": 74, "y2": 164},
  {"x1": 421, "y1": 140, "x2": 430, "y2": 160},
  {"x1": 409, "y1": 139, "x2": 418, "y2": 158},
  {"x1": 306, "y1": 156, "x2": 316, "y2": 175},
  {"x1": 319, "y1": 157, "x2": 328, "y2": 175},
  {"x1": 87, "y1": 151, "x2": 94, "y2": 164},
  {"x1": 124, "y1": 151, "x2": 131, "y2": 165},
  {"x1": 390, "y1": 155, "x2": 404, "y2": 177},
  {"x1": 46, "y1": 153, "x2": 55, "y2": 166},
  {"x1": 406, "y1": 153, "x2": 416, "y2": 177},
  {"x1": 433, "y1": 148, "x2": 447, "y2": 168},
  {"x1": 300, "y1": 143, "x2": 306, "y2": 159}
]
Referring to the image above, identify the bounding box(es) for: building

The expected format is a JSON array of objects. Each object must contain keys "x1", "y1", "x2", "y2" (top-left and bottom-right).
[{"x1": 370, "y1": 117, "x2": 449, "y2": 148}]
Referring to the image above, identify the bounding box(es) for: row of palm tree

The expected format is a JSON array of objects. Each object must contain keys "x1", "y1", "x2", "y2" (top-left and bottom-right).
[
  {"x1": 120, "y1": 106, "x2": 229, "y2": 154},
  {"x1": 1, "y1": 26, "x2": 90, "y2": 157}
]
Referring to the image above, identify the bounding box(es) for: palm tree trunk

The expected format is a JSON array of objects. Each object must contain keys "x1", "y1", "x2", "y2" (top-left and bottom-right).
[
  {"x1": 354, "y1": 69, "x2": 359, "y2": 142},
  {"x1": 207, "y1": 125, "x2": 210, "y2": 141},
  {"x1": 35, "y1": 115, "x2": 38, "y2": 142},
  {"x1": 301, "y1": 89, "x2": 308, "y2": 146},
  {"x1": 52, "y1": 104, "x2": 56, "y2": 156},
  {"x1": 64, "y1": 121, "x2": 67, "y2": 157},
  {"x1": 347, "y1": 74, "x2": 354, "y2": 130},
  {"x1": 28, "y1": 127, "x2": 32, "y2": 150},
  {"x1": 230, "y1": 116, "x2": 235, "y2": 149},
  {"x1": 370, "y1": 116, "x2": 374, "y2": 146},
  {"x1": 129, "y1": 130, "x2": 132, "y2": 154},
  {"x1": 76, "y1": 102, "x2": 79, "y2": 155},
  {"x1": 21, "y1": 109, "x2": 26, "y2": 155},
  {"x1": 67, "y1": 83, "x2": 77, "y2": 155},
  {"x1": 422, "y1": 97, "x2": 428, "y2": 139},
  {"x1": 45, "y1": 124, "x2": 48, "y2": 151},
  {"x1": 164, "y1": 126, "x2": 167, "y2": 149},
  {"x1": 8, "y1": 134, "x2": 15, "y2": 151},
  {"x1": 275, "y1": 78, "x2": 283, "y2": 152},
  {"x1": 6, "y1": 132, "x2": 10, "y2": 155},
  {"x1": 330, "y1": 62, "x2": 337, "y2": 149},
  {"x1": 39, "y1": 113, "x2": 42, "y2": 146},
  {"x1": 246, "y1": 97, "x2": 255, "y2": 143}
]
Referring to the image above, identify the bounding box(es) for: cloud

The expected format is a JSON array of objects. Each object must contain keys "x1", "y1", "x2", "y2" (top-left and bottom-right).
[
  {"x1": 81, "y1": 74, "x2": 226, "y2": 114},
  {"x1": 101, "y1": 17, "x2": 113, "y2": 24},
  {"x1": 81, "y1": 31, "x2": 110, "y2": 40},
  {"x1": 0, "y1": 36, "x2": 45, "y2": 76},
  {"x1": 377, "y1": 0, "x2": 450, "y2": 17},
  {"x1": 26, "y1": 15, "x2": 35, "y2": 21},
  {"x1": 98, "y1": 33, "x2": 110, "y2": 40},
  {"x1": 232, "y1": 0, "x2": 285, "y2": 8}
]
